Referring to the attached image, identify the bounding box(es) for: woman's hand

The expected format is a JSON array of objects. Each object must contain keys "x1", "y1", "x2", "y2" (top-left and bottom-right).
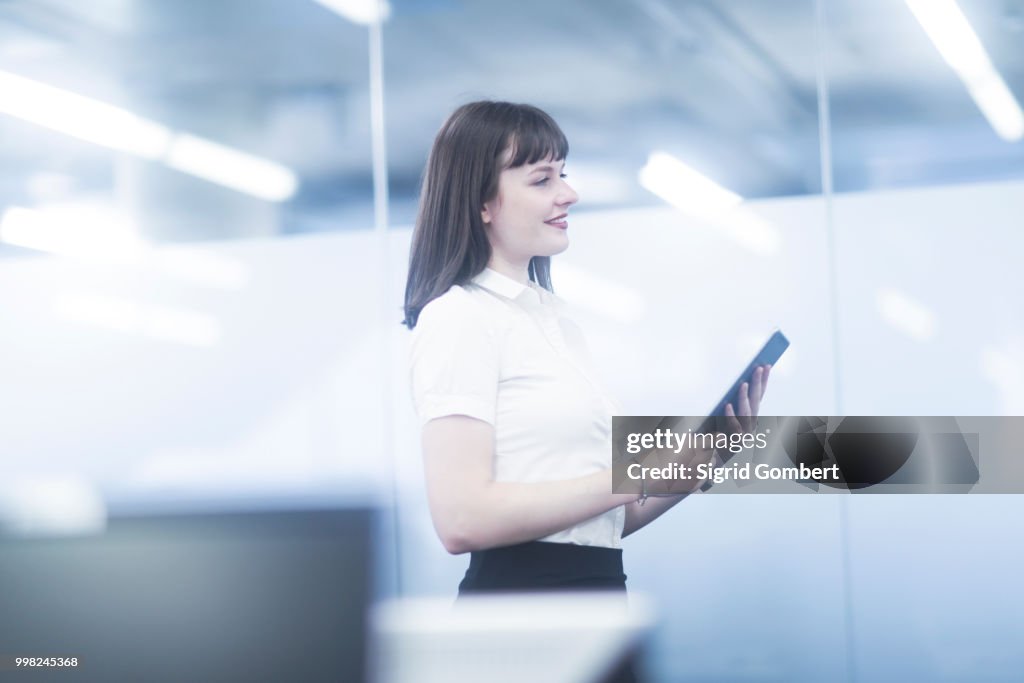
[
  {"x1": 632, "y1": 443, "x2": 717, "y2": 496},
  {"x1": 624, "y1": 364, "x2": 774, "y2": 534},
  {"x1": 723, "y1": 364, "x2": 771, "y2": 434}
]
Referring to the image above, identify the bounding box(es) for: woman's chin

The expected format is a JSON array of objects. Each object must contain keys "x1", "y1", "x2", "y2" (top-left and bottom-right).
[{"x1": 545, "y1": 235, "x2": 570, "y2": 256}]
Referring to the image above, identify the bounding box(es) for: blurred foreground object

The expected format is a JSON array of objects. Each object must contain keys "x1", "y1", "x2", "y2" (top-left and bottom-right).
[
  {"x1": 372, "y1": 593, "x2": 654, "y2": 683},
  {"x1": 0, "y1": 505, "x2": 375, "y2": 682}
]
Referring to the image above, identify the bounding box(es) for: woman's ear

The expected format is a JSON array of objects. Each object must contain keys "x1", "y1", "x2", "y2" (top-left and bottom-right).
[{"x1": 481, "y1": 192, "x2": 502, "y2": 225}]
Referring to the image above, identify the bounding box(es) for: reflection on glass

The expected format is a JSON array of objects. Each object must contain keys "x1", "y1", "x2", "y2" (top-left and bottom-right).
[
  {"x1": 0, "y1": 1, "x2": 374, "y2": 248},
  {"x1": 905, "y1": 0, "x2": 1023, "y2": 142},
  {"x1": 827, "y1": 0, "x2": 1024, "y2": 191}
]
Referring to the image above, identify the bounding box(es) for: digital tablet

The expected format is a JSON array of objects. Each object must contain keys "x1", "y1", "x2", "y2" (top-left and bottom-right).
[
  {"x1": 706, "y1": 329, "x2": 789, "y2": 418},
  {"x1": 646, "y1": 330, "x2": 790, "y2": 491}
]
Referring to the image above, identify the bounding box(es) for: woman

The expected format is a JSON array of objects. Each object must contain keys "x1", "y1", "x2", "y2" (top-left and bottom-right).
[{"x1": 404, "y1": 100, "x2": 769, "y2": 596}]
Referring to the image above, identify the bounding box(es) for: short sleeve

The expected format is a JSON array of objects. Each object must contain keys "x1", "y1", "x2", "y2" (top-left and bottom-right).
[{"x1": 409, "y1": 292, "x2": 500, "y2": 426}]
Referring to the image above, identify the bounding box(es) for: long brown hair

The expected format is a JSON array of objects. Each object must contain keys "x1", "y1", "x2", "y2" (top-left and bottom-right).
[{"x1": 402, "y1": 101, "x2": 569, "y2": 329}]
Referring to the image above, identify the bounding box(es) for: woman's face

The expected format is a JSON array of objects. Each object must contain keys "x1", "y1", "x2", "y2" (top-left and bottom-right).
[{"x1": 482, "y1": 156, "x2": 579, "y2": 271}]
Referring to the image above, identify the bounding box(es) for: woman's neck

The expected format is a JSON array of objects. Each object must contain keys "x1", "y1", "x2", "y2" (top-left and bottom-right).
[{"x1": 486, "y1": 255, "x2": 531, "y2": 285}]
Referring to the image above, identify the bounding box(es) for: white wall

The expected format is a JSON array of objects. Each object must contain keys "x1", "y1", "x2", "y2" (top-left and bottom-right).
[
  {"x1": 0, "y1": 232, "x2": 392, "y2": 512},
  {"x1": 832, "y1": 180, "x2": 1024, "y2": 415}
]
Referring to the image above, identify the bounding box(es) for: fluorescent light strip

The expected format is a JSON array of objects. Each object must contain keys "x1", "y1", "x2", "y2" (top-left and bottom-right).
[
  {"x1": 905, "y1": 0, "x2": 1024, "y2": 141},
  {"x1": 312, "y1": 0, "x2": 391, "y2": 25},
  {"x1": 166, "y1": 134, "x2": 297, "y2": 202},
  {"x1": 0, "y1": 69, "x2": 298, "y2": 200},
  {"x1": 966, "y1": 77, "x2": 1024, "y2": 142},
  {"x1": 638, "y1": 151, "x2": 779, "y2": 254},
  {"x1": 638, "y1": 151, "x2": 742, "y2": 216},
  {"x1": 0, "y1": 70, "x2": 171, "y2": 158}
]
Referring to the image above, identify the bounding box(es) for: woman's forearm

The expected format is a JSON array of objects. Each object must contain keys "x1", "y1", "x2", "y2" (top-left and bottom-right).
[
  {"x1": 433, "y1": 469, "x2": 638, "y2": 554},
  {"x1": 621, "y1": 492, "x2": 689, "y2": 537}
]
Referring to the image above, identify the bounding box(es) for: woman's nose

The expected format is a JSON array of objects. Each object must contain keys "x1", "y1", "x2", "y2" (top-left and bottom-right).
[{"x1": 558, "y1": 179, "x2": 579, "y2": 207}]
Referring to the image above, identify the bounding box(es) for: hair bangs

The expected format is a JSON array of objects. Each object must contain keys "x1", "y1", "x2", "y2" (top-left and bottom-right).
[{"x1": 504, "y1": 108, "x2": 569, "y2": 169}]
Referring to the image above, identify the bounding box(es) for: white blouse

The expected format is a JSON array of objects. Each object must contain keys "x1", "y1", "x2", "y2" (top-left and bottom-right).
[{"x1": 409, "y1": 267, "x2": 624, "y2": 548}]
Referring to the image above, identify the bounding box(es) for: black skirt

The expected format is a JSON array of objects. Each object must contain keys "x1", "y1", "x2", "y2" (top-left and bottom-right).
[
  {"x1": 457, "y1": 541, "x2": 640, "y2": 682},
  {"x1": 458, "y1": 540, "x2": 627, "y2": 595}
]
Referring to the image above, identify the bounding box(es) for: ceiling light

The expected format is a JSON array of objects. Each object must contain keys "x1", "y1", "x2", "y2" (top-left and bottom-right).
[
  {"x1": 165, "y1": 134, "x2": 298, "y2": 202},
  {"x1": 0, "y1": 69, "x2": 171, "y2": 158},
  {"x1": 638, "y1": 151, "x2": 779, "y2": 254},
  {"x1": 638, "y1": 152, "x2": 742, "y2": 216},
  {"x1": 905, "y1": 0, "x2": 1024, "y2": 141},
  {"x1": 965, "y1": 77, "x2": 1024, "y2": 142},
  {"x1": 0, "y1": 69, "x2": 300, "y2": 200},
  {"x1": 312, "y1": 0, "x2": 391, "y2": 25}
]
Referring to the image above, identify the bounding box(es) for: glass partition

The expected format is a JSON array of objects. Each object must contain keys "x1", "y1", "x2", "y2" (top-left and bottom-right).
[
  {"x1": 381, "y1": 0, "x2": 825, "y2": 226},
  {"x1": 825, "y1": 0, "x2": 1024, "y2": 193},
  {"x1": 0, "y1": 2, "x2": 389, "y2": 582},
  {"x1": 823, "y1": 2, "x2": 1024, "y2": 680},
  {"x1": 0, "y1": 0, "x2": 376, "y2": 245}
]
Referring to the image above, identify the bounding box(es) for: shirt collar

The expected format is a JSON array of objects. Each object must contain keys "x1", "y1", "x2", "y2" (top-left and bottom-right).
[{"x1": 472, "y1": 267, "x2": 537, "y2": 301}]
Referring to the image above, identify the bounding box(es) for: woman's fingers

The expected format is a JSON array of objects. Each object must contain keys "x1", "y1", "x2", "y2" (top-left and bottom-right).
[
  {"x1": 760, "y1": 364, "x2": 771, "y2": 401},
  {"x1": 724, "y1": 402, "x2": 743, "y2": 434},
  {"x1": 748, "y1": 365, "x2": 770, "y2": 423},
  {"x1": 736, "y1": 383, "x2": 749, "y2": 416},
  {"x1": 739, "y1": 381, "x2": 754, "y2": 430},
  {"x1": 749, "y1": 367, "x2": 763, "y2": 416}
]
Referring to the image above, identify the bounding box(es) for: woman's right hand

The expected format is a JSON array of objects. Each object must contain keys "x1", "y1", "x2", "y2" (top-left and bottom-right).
[{"x1": 723, "y1": 364, "x2": 771, "y2": 435}]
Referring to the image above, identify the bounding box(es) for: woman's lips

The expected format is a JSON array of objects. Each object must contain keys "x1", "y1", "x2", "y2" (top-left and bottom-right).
[{"x1": 545, "y1": 215, "x2": 568, "y2": 229}]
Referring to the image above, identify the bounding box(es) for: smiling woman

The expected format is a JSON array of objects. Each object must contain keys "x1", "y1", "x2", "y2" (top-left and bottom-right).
[
  {"x1": 402, "y1": 102, "x2": 768, "y2": 616},
  {"x1": 481, "y1": 154, "x2": 577, "y2": 277},
  {"x1": 403, "y1": 101, "x2": 573, "y2": 326}
]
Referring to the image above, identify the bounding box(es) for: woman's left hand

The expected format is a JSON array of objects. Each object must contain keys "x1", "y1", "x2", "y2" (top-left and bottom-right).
[{"x1": 724, "y1": 364, "x2": 771, "y2": 434}]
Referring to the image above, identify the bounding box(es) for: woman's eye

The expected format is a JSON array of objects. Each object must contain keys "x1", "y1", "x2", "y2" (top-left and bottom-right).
[
  {"x1": 534, "y1": 177, "x2": 550, "y2": 185},
  {"x1": 559, "y1": 173, "x2": 568, "y2": 179}
]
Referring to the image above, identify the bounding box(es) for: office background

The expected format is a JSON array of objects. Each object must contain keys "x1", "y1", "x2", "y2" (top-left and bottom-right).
[{"x1": 2, "y1": 1, "x2": 1023, "y2": 681}]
